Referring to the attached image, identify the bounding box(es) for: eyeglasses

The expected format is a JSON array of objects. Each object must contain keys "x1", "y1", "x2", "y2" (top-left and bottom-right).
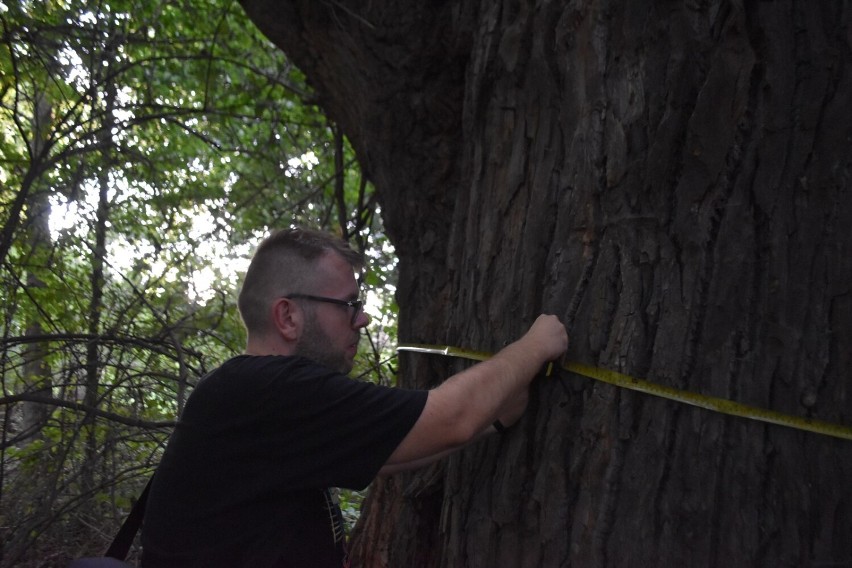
[{"x1": 284, "y1": 293, "x2": 364, "y2": 325}]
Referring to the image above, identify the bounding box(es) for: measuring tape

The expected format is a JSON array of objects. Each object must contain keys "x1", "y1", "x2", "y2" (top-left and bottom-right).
[{"x1": 397, "y1": 343, "x2": 852, "y2": 441}]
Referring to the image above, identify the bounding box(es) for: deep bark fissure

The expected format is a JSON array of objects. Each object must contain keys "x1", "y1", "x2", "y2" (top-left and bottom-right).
[
  {"x1": 563, "y1": 214, "x2": 602, "y2": 330},
  {"x1": 594, "y1": 423, "x2": 625, "y2": 566}
]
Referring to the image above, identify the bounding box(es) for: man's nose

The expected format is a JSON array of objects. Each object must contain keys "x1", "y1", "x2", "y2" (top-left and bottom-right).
[{"x1": 353, "y1": 309, "x2": 370, "y2": 328}]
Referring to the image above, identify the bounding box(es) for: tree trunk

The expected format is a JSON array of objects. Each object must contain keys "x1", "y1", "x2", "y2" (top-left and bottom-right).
[
  {"x1": 239, "y1": 1, "x2": 852, "y2": 566},
  {"x1": 16, "y1": 92, "x2": 54, "y2": 446}
]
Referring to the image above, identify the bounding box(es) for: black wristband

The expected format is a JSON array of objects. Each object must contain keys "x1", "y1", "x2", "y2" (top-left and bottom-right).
[{"x1": 492, "y1": 420, "x2": 507, "y2": 433}]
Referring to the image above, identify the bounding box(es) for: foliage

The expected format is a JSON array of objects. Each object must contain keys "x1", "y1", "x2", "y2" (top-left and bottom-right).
[{"x1": 0, "y1": 1, "x2": 398, "y2": 565}]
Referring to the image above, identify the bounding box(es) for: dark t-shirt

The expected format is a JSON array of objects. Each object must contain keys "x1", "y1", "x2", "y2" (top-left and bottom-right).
[{"x1": 141, "y1": 355, "x2": 427, "y2": 567}]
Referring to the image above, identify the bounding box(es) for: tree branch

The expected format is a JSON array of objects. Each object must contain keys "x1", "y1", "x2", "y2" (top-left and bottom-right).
[{"x1": 0, "y1": 393, "x2": 176, "y2": 432}]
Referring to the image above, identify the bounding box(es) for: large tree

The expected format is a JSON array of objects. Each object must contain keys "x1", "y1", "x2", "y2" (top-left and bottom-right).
[{"x1": 239, "y1": 1, "x2": 852, "y2": 567}]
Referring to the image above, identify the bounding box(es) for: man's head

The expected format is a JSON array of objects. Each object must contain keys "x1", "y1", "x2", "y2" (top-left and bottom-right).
[{"x1": 238, "y1": 228, "x2": 367, "y2": 372}]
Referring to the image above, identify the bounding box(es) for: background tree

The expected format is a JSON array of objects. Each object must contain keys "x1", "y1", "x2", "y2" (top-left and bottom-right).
[
  {"x1": 239, "y1": 1, "x2": 852, "y2": 567},
  {"x1": 0, "y1": 1, "x2": 396, "y2": 565}
]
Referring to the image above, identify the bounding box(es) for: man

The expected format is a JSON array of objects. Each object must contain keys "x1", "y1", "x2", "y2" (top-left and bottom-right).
[{"x1": 141, "y1": 227, "x2": 568, "y2": 567}]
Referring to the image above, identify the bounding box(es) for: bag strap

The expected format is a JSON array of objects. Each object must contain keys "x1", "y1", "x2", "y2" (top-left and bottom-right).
[{"x1": 104, "y1": 476, "x2": 153, "y2": 560}]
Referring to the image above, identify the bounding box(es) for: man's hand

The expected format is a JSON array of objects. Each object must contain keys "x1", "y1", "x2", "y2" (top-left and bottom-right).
[
  {"x1": 489, "y1": 315, "x2": 568, "y2": 430},
  {"x1": 518, "y1": 314, "x2": 569, "y2": 365}
]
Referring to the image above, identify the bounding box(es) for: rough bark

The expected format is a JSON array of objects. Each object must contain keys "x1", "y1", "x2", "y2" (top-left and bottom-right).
[{"x1": 240, "y1": 1, "x2": 852, "y2": 566}]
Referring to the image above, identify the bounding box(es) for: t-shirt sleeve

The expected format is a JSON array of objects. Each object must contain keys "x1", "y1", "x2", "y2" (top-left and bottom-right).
[
  {"x1": 184, "y1": 356, "x2": 428, "y2": 491},
  {"x1": 304, "y1": 369, "x2": 428, "y2": 488}
]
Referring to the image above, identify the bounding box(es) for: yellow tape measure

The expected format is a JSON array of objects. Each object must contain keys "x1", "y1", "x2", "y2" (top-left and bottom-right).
[{"x1": 397, "y1": 343, "x2": 852, "y2": 441}]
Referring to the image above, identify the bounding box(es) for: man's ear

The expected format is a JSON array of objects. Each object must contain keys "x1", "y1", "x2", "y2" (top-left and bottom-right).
[{"x1": 272, "y1": 298, "x2": 302, "y2": 342}]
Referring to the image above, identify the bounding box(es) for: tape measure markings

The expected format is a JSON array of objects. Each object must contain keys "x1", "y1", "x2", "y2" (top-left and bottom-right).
[{"x1": 397, "y1": 343, "x2": 852, "y2": 441}]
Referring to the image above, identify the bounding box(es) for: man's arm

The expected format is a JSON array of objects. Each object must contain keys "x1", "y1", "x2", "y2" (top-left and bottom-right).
[
  {"x1": 378, "y1": 387, "x2": 530, "y2": 475},
  {"x1": 381, "y1": 314, "x2": 567, "y2": 469}
]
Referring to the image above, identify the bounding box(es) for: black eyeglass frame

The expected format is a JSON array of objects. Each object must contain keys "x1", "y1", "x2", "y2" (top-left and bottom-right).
[{"x1": 284, "y1": 293, "x2": 364, "y2": 325}]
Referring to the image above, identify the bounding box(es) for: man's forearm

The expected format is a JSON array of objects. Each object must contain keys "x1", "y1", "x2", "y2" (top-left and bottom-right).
[
  {"x1": 433, "y1": 337, "x2": 549, "y2": 442},
  {"x1": 495, "y1": 383, "x2": 530, "y2": 428}
]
